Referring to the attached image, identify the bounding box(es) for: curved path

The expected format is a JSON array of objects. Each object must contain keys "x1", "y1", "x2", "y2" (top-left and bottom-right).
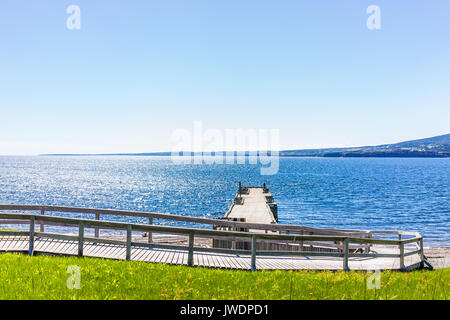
[{"x1": 0, "y1": 235, "x2": 422, "y2": 271}]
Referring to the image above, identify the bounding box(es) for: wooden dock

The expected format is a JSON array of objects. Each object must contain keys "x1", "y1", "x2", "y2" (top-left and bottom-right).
[
  {"x1": 225, "y1": 186, "x2": 277, "y2": 225},
  {"x1": 212, "y1": 185, "x2": 279, "y2": 249}
]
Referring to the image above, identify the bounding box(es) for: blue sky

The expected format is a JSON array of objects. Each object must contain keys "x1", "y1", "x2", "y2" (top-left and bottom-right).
[{"x1": 0, "y1": 0, "x2": 449, "y2": 154}]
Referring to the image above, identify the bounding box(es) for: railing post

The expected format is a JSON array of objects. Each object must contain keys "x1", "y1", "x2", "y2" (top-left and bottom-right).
[
  {"x1": 126, "y1": 224, "x2": 132, "y2": 261},
  {"x1": 399, "y1": 241, "x2": 405, "y2": 271},
  {"x1": 148, "y1": 217, "x2": 153, "y2": 243},
  {"x1": 251, "y1": 234, "x2": 257, "y2": 271},
  {"x1": 78, "y1": 222, "x2": 84, "y2": 257},
  {"x1": 300, "y1": 230, "x2": 304, "y2": 251},
  {"x1": 187, "y1": 232, "x2": 194, "y2": 267},
  {"x1": 419, "y1": 237, "x2": 424, "y2": 268},
  {"x1": 28, "y1": 216, "x2": 35, "y2": 256},
  {"x1": 40, "y1": 208, "x2": 45, "y2": 232},
  {"x1": 365, "y1": 233, "x2": 372, "y2": 253},
  {"x1": 343, "y1": 238, "x2": 349, "y2": 271},
  {"x1": 94, "y1": 213, "x2": 100, "y2": 238}
]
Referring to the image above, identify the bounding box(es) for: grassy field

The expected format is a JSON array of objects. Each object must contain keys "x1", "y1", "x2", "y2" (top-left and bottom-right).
[{"x1": 0, "y1": 253, "x2": 448, "y2": 300}]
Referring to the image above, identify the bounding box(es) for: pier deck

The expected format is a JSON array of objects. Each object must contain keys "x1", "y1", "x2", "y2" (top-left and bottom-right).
[{"x1": 225, "y1": 187, "x2": 277, "y2": 225}]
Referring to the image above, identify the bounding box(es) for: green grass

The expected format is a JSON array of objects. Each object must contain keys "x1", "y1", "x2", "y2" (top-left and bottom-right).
[{"x1": 0, "y1": 253, "x2": 448, "y2": 300}]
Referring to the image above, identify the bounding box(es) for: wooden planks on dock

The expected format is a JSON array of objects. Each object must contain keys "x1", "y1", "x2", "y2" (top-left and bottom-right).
[{"x1": 225, "y1": 187, "x2": 277, "y2": 225}]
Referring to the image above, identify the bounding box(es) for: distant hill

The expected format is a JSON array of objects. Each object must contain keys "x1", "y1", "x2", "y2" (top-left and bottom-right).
[
  {"x1": 280, "y1": 133, "x2": 450, "y2": 158},
  {"x1": 40, "y1": 133, "x2": 450, "y2": 158}
]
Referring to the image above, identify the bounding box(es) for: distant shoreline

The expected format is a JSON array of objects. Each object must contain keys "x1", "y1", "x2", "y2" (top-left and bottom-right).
[
  {"x1": 38, "y1": 133, "x2": 450, "y2": 158},
  {"x1": 38, "y1": 151, "x2": 450, "y2": 158}
]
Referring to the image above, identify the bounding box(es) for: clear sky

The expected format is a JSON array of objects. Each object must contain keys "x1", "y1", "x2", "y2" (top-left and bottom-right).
[{"x1": 0, "y1": 0, "x2": 449, "y2": 154}]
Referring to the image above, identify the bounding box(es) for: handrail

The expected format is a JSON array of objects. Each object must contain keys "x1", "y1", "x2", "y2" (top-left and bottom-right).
[
  {"x1": 0, "y1": 209, "x2": 425, "y2": 271},
  {"x1": 0, "y1": 204, "x2": 416, "y2": 237}
]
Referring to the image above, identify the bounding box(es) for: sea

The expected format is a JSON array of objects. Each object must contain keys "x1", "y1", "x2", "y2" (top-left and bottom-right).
[{"x1": 0, "y1": 156, "x2": 448, "y2": 246}]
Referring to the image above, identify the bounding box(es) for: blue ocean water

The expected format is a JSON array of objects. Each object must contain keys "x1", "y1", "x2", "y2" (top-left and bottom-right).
[{"x1": 0, "y1": 156, "x2": 448, "y2": 246}]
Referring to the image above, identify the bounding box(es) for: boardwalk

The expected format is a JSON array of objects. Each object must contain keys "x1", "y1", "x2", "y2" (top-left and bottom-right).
[
  {"x1": 0, "y1": 202, "x2": 427, "y2": 271},
  {"x1": 0, "y1": 235, "x2": 422, "y2": 271}
]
